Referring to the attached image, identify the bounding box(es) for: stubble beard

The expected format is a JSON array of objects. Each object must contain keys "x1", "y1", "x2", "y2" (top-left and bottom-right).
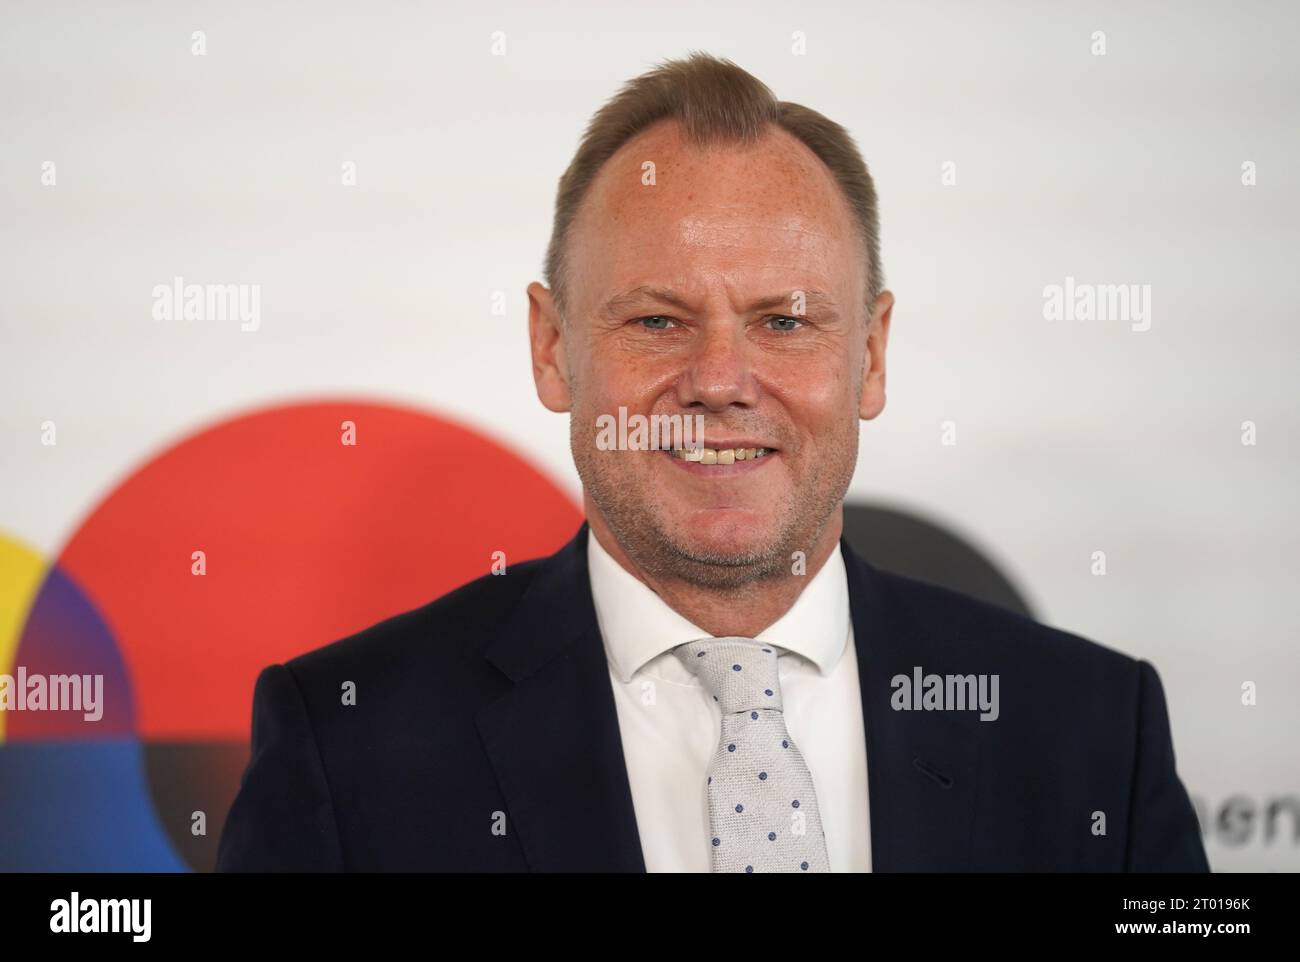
[{"x1": 572, "y1": 418, "x2": 855, "y2": 592}]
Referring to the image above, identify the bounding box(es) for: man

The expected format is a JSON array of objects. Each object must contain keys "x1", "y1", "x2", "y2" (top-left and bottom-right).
[{"x1": 216, "y1": 52, "x2": 1208, "y2": 872}]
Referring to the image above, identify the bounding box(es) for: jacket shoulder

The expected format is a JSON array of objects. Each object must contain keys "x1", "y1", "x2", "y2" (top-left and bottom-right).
[
  {"x1": 284, "y1": 555, "x2": 550, "y2": 682},
  {"x1": 872, "y1": 565, "x2": 1142, "y2": 682}
]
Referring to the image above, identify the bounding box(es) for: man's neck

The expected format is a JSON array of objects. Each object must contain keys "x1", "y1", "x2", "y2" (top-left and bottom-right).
[{"x1": 586, "y1": 505, "x2": 843, "y2": 638}]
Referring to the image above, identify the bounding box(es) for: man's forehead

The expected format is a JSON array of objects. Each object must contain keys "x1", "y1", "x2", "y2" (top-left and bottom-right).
[
  {"x1": 577, "y1": 120, "x2": 844, "y2": 225},
  {"x1": 569, "y1": 120, "x2": 866, "y2": 315}
]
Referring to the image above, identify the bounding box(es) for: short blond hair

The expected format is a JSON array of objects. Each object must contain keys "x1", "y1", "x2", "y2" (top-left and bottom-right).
[{"x1": 543, "y1": 50, "x2": 885, "y2": 322}]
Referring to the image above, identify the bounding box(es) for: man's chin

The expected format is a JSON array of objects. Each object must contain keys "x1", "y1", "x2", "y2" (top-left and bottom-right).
[{"x1": 661, "y1": 513, "x2": 783, "y2": 568}]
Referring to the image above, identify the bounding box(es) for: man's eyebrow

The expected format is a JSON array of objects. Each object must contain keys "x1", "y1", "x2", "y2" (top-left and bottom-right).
[
  {"x1": 598, "y1": 286, "x2": 695, "y2": 316},
  {"x1": 597, "y1": 286, "x2": 840, "y2": 317}
]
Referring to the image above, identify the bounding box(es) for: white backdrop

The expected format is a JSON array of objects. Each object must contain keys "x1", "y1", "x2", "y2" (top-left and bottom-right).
[{"x1": 2, "y1": 1, "x2": 1296, "y2": 871}]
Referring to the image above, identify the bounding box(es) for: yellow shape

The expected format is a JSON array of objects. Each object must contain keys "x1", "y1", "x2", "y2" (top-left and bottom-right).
[{"x1": 0, "y1": 532, "x2": 49, "y2": 742}]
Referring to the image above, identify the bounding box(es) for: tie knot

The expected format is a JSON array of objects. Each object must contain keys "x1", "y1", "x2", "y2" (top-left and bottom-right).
[{"x1": 674, "y1": 637, "x2": 783, "y2": 715}]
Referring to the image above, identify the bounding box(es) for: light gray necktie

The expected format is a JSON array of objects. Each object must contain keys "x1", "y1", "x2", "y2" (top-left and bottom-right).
[{"x1": 674, "y1": 637, "x2": 831, "y2": 873}]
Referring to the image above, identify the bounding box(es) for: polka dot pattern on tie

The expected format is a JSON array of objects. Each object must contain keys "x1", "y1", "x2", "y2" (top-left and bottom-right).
[{"x1": 674, "y1": 637, "x2": 831, "y2": 873}]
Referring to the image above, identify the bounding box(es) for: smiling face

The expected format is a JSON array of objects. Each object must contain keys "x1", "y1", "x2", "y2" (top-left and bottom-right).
[{"x1": 529, "y1": 118, "x2": 892, "y2": 588}]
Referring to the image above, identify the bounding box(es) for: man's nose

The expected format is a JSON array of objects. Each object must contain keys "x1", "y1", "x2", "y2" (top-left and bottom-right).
[{"x1": 674, "y1": 322, "x2": 760, "y2": 411}]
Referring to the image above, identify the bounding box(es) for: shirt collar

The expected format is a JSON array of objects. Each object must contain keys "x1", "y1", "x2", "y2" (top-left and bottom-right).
[{"x1": 586, "y1": 526, "x2": 852, "y2": 684}]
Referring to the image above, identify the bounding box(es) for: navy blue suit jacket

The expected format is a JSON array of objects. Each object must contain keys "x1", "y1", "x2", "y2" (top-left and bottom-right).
[{"x1": 216, "y1": 522, "x2": 1209, "y2": 872}]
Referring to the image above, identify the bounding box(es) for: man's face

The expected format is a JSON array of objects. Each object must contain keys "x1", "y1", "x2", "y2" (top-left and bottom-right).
[{"x1": 530, "y1": 119, "x2": 891, "y2": 587}]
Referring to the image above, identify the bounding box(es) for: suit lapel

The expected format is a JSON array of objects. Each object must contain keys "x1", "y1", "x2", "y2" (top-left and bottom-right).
[
  {"x1": 475, "y1": 523, "x2": 646, "y2": 871},
  {"x1": 842, "y1": 537, "x2": 980, "y2": 871},
  {"x1": 474, "y1": 524, "x2": 980, "y2": 872}
]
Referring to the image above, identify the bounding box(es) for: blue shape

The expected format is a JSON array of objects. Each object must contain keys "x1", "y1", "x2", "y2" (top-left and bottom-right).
[{"x1": 0, "y1": 740, "x2": 188, "y2": 871}]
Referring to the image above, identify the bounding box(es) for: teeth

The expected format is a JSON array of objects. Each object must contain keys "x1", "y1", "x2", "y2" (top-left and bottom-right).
[{"x1": 670, "y1": 446, "x2": 773, "y2": 463}]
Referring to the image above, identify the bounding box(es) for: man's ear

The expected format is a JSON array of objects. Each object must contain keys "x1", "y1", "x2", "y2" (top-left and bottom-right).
[
  {"x1": 527, "y1": 281, "x2": 572, "y2": 413},
  {"x1": 859, "y1": 289, "x2": 893, "y2": 421}
]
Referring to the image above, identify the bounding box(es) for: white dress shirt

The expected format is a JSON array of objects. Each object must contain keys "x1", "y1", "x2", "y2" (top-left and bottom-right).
[{"x1": 586, "y1": 529, "x2": 872, "y2": 872}]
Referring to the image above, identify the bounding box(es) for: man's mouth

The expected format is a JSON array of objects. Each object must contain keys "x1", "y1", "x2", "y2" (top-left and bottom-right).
[{"x1": 667, "y1": 446, "x2": 776, "y2": 464}]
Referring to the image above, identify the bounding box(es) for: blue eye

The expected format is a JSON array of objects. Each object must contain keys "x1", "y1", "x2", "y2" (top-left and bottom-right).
[
  {"x1": 769, "y1": 315, "x2": 803, "y2": 332},
  {"x1": 639, "y1": 315, "x2": 675, "y2": 330}
]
